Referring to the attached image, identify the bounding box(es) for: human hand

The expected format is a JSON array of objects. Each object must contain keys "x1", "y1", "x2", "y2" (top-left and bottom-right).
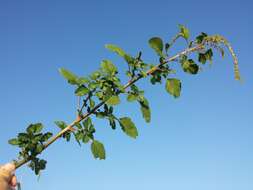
[{"x1": 0, "y1": 163, "x2": 17, "y2": 190}]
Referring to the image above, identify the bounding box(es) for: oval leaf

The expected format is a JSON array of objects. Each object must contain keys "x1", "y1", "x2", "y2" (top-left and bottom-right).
[
  {"x1": 26, "y1": 123, "x2": 43, "y2": 134},
  {"x1": 148, "y1": 37, "x2": 164, "y2": 57},
  {"x1": 139, "y1": 98, "x2": 151, "y2": 123},
  {"x1": 181, "y1": 59, "x2": 199, "y2": 74},
  {"x1": 91, "y1": 140, "x2": 106, "y2": 160},
  {"x1": 101, "y1": 60, "x2": 117, "y2": 75},
  {"x1": 59, "y1": 68, "x2": 79, "y2": 85},
  {"x1": 105, "y1": 44, "x2": 133, "y2": 63},
  {"x1": 179, "y1": 24, "x2": 190, "y2": 40},
  {"x1": 75, "y1": 86, "x2": 89, "y2": 96},
  {"x1": 119, "y1": 117, "x2": 138, "y2": 139},
  {"x1": 8, "y1": 138, "x2": 19, "y2": 145},
  {"x1": 166, "y1": 78, "x2": 181, "y2": 98},
  {"x1": 105, "y1": 44, "x2": 126, "y2": 57},
  {"x1": 106, "y1": 95, "x2": 120, "y2": 106}
]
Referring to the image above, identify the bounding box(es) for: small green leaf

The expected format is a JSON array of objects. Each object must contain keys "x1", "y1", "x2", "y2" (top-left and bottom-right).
[
  {"x1": 179, "y1": 24, "x2": 190, "y2": 40},
  {"x1": 59, "y1": 68, "x2": 79, "y2": 85},
  {"x1": 77, "y1": 77, "x2": 89, "y2": 85},
  {"x1": 108, "y1": 116, "x2": 116, "y2": 130},
  {"x1": 26, "y1": 123, "x2": 43, "y2": 134},
  {"x1": 106, "y1": 95, "x2": 120, "y2": 105},
  {"x1": 101, "y1": 60, "x2": 117, "y2": 75},
  {"x1": 8, "y1": 138, "x2": 19, "y2": 145},
  {"x1": 166, "y1": 78, "x2": 181, "y2": 98},
  {"x1": 148, "y1": 37, "x2": 164, "y2": 57},
  {"x1": 181, "y1": 59, "x2": 199, "y2": 74},
  {"x1": 205, "y1": 49, "x2": 213, "y2": 61},
  {"x1": 105, "y1": 44, "x2": 133, "y2": 63},
  {"x1": 91, "y1": 140, "x2": 106, "y2": 160},
  {"x1": 42, "y1": 132, "x2": 53, "y2": 142},
  {"x1": 119, "y1": 117, "x2": 138, "y2": 139},
  {"x1": 75, "y1": 86, "x2": 89, "y2": 96},
  {"x1": 90, "y1": 71, "x2": 101, "y2": 80},
  {"x1": 83, "y1": 117, "x2": 92, "y2": 128},
  {"x1": 196, "y1": 32, "x2": 208, "y2": 44},
  {"x1": 82, "y1": 135, "x2": 90, "y2": 143},
  {"x1": 198, "y1": 53, "x2": 207, "y2": 64},
  {"x1": 127, "y1": 93, "x2": 138, "y2": 102},
  {"x1": 90, "y1": 99, "x2": 95, "y2": 109},
  {"x1": 54, "y1": 121, "x2": 67, "y2": 130},
  {"x1": 105, "y1": 44, "x2": 126, "y2": 57},
  {"x1": 139, "y1": 98, "x2": 151, "y2": 123}
]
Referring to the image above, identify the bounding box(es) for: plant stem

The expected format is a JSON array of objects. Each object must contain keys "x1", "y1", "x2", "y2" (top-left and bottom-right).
[{"x1": 14, "y1": 44, "x2": 204, "y2": 170}]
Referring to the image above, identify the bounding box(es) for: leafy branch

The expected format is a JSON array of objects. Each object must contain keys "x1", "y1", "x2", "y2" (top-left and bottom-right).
[{"x1": 8, "y1": 25, "x2": 240, "y2": 175}]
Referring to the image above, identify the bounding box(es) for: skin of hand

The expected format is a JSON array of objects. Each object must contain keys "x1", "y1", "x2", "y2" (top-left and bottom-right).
[{"x1": 0, "y1": 163, "x2": 17, "y2": 190}]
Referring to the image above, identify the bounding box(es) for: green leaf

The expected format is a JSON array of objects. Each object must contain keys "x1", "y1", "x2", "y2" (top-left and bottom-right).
[
  {"x1": 26, "y1": 123, "x2": 43, "y2": 134},
  {"x1": 119, "y1": 117, "x2": 138, "y2": 139},
  {"x1": 179, "y1": 24, "x2": 190, "y2": 40},
  {"x1": 54, "y1": 121, "x2": 67, "y2": 130},
  {"x1": 82, "y1": 135, "x2": 90, "y2": 143},
  {"x1": 205, "y1": 49, "x2": 213, "y2": 61},
  {"x1": 166, "y1": 78, "x2": 181, "y2": 98},
  {"x1": 196, "y1": 32, "x2": 208, "y2": 44},
  {"x1": 139, "y1": 98, "x2": 151, "y2": 123},
  {"x1": 108, "y1": 116, "x2": 116, "y2": 130},
  {"x1": 106, "y1": 95, "x2": 120, "y2": 105},
  {"x1": 198, "y1": 53, "x2": 206, "y2": 64},
  {"x1": 105, "y1": 44, "x2": 126, "y2": 57},
  {"x1": 75, "y1": 86, "x2": 89, "y2": 96},
  {"x1": 77, "y1": 77, "x2": 89, "y2": 85},
  {"x1": 59, "y1": 68, "x2": 79, "y2": 85},
  {"x1": 148, "y1": 37, "x2": 164, "y2": 57},
  {"x1": 90, "y1": 99, "x2": 95, "y2": 109},
  {"x1": 101, "y1": 60, "x2": 117, "y2": 75},
  {"x1": 8, "y1": 138, "x2": 19, "y2": 145},
  {"x1": 42, "y1": 132, "x2": 53, "y2": 142},
  {"x1": 91, "y1": 140, "x2": 106, "y2": 160},
  {"x1": 181, "y1": 59, "x2": 199, "y2": 74},
  {"x1": 127, "y1": 93, "x2": 138, "y2": 102},
  {"x1": 90, "y1": 71, "x2": 101, "y2": 80},
  {"x1": 105, "y1": 44, "x2": 133, "y2": 63},
  {"x1": 83, "y1": 117, "x2": 92, "y2": 128}
]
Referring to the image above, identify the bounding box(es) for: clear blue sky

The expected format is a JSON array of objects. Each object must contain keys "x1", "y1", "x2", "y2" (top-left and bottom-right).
[{"x1": 0, "y1": 0, "x2": 252, "y2": 189}]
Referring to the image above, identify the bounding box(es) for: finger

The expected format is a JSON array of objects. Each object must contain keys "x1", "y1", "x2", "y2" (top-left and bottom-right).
[
  {"x1": 8, "y1": 175, "x2": 17, "y2": 189},
  {"x1": 1, "y1": 163, "x2": 16, "y2": 174},
  {"x1": 0, "y1": 163, "x2": 16, "y2": 182}
]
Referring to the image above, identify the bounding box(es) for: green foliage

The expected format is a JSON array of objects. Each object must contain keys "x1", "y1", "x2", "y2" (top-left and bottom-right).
[
  {"x1": 180, "y1": 55, "x2": 199, "y2": 74},
  {"x1": 74, "y1": 117, "x2": 96, "y2": 145},
  {"x1": 75, "y1": 86, "x2": 89, "y2": 96},
  {"x1": 149, "y1": 37, "x2": 164, "y2": 57},
  {"x1": 198, "y1": 49, "x2": 213, "y2": 64},
  {"x1": 54, "y1": 121, "x2": 72, "y2": 141},
  {"x1": 59, "y1": 68, "x2": 79, "y2": 85},
  {"x1": 166, "y1": 78, "x2": 181, "y2": 98},
  {"x1": 106, "y1": 95, "x2": 120, "y2": 105},
  {"x1": 179, "y1": 24, "x2": 190, "y2": 40},
  {"x1": 101, "y1": 60, "x2": 118, "y2": 75},
  {"x1": 91, "y1": 140, "x2": 106, "y2": 160},
  {"x1": 105, "y1": 44, "x2": 133, "y2": 63},
  {"x1": 8, "y1": 123, "x2": 53, "y2": 175},
  {"x1": 119, "y1": 117, "x2": 138, "y2": 139},
  {"x1": 8, "y1": 26, "x2": 240, "y2": 176},
  {"x1": 139, "y1": 97, "x2": 151, "y2": 123}
]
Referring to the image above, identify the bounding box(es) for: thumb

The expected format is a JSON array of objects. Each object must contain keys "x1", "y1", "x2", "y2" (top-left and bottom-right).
[{"x1": 0, "y1": 163, "x2": 16, "y2": 181}]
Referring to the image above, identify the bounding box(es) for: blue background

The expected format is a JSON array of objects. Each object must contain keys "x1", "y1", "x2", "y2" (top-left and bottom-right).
[{"x1": 0, "y1": 0, "x2": 252, "y2": 189}]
